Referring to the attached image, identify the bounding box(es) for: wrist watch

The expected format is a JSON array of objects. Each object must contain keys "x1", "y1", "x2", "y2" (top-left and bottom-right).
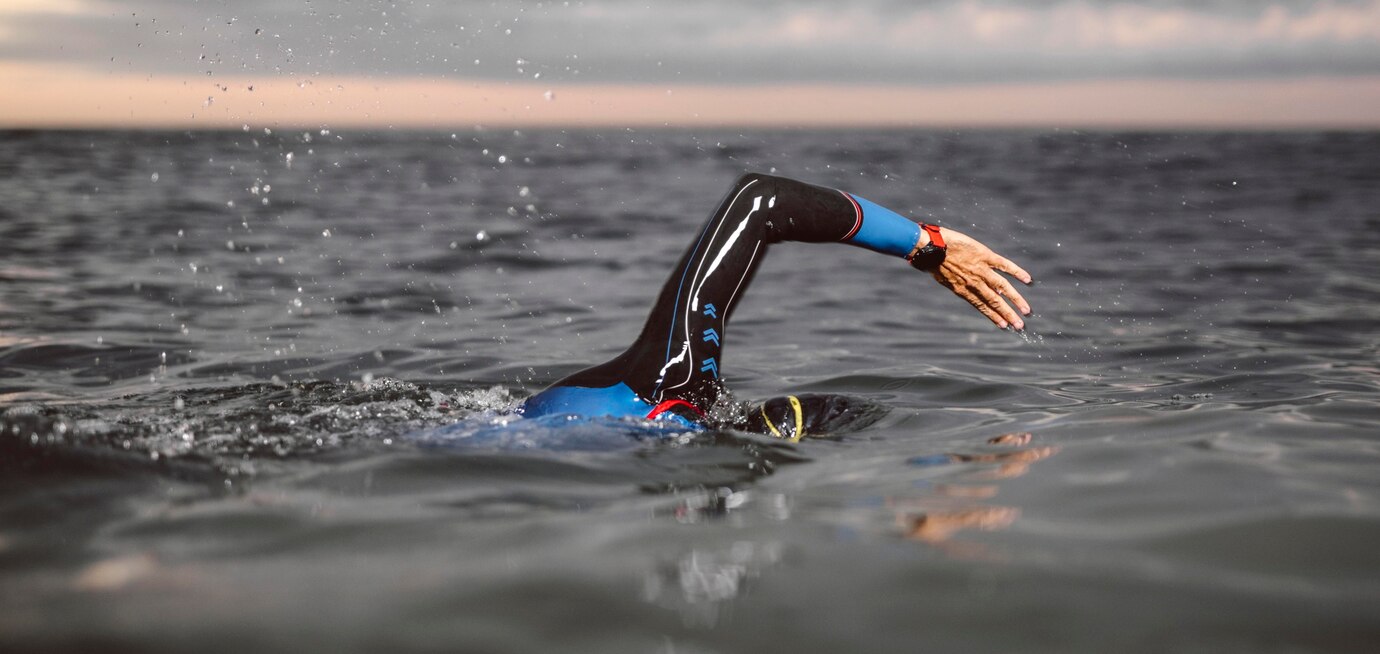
[{"x1": 907, "y1": 224, "x2": 947, "y2": 271}]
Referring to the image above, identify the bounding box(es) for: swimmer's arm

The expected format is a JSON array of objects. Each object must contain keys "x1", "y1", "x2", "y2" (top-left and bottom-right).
[
  {"x1": 753, "y1": 173, "x2": 1034, "y2": 330},
  {"x1": 832, "y1": 185, "x2": 1034, "y2": 331}
]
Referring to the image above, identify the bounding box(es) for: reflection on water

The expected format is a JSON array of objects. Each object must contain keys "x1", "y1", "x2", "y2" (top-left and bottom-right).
[
  {"x1": 893, "y1": 433, "x2": 1058, "y2": 557},
  {"x1": 644, "y1": 540, "x2": 785, "y2": 628},
  {"x1": 641, "y1": 431, "x2": 1059, "y2": 626}
]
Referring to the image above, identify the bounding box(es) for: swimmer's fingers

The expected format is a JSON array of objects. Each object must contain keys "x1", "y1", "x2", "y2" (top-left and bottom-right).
[
  {"x1": 983, "y1": 250, "x2": 1032, "y2": 320},
  {"x1": 986, "y1": 253, "x2": 1033, "y2": 317},
  {"x1": 973, "y1": 278, "x2": 1025, "y2": 331},
  {"x1": 989, "y1": 273, "x2": 1031, "y2": 317},
  {"x1": 991, "y1": 254, "x2": 1032, "y2": 286},
  {"x1": 938, "y1": 274, "x2": 1011, "y2": 329}
]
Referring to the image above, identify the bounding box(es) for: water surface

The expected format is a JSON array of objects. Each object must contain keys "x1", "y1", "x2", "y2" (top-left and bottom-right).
[{"x1": 2, "y1": 129, "x2": 1378, "y2": 652}]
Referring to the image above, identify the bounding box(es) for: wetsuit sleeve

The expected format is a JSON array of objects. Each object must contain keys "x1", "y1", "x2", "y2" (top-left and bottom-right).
[{"x1": 750, "y1": 174, "x2": 921, "y2": 257}]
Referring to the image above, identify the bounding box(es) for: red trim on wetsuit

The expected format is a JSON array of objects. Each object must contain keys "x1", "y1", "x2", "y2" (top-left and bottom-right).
[
  {"x1": 645, "y1": 398, "x2": 705, "y2": 420},
  {"x1": 840, "y1": 191, "x2": 863, "y2": 241}
]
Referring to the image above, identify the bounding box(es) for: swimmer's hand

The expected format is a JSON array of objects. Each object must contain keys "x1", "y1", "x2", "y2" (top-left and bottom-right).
[{"x1": 927, "y1": 227, "x2": 1033, "y2": 331}]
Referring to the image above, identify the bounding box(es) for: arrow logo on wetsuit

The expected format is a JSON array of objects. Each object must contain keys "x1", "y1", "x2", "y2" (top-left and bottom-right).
[
  {"x1": 702, "y1": 304, "x2": 717, "y2": 319},
  {"x1": 700, "y1": 357, "x2": 719, "y2": 378},
  {"x1": 702, "y1": 328, "x2": 720, "y2": 347}
]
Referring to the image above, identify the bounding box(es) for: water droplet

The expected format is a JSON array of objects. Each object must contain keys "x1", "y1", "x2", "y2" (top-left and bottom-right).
[
  {"x1": 322, "y1": 229, "x2": 332, "y2": 238},
  {"x1": 150, "y1": 172, "x2": 159, "y2": 182},
  {"x1": 475, "y1": 230, "x2": 489, "y2": 242},
  {"x1": 518, "y1": 186, "x2": 530, "y2": 197},
  {"x1": 173, "y1": 397, "x2": 185, "y2": 410},
  {"x1": 226, "y1": 240, "x2": 235, "y2": 250},
  {"x1": 497, "y1": 155, "x2": 507, "y2": 164}
]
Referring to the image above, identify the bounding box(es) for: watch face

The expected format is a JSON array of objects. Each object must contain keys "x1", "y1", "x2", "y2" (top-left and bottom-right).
[{"x1": 909, "y1": 246, "x2": 947, "y2": 271}]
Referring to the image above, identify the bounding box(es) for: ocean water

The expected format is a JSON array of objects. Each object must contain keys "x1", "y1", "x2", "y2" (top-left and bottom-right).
[{"x1": 2, "y1": 128, "x2": 1378, "y2": 652}]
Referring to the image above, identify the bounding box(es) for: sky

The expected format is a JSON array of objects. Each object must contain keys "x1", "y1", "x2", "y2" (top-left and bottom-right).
[{"x1": 1, "y1": 0, "x2": 1379, "y2": 128}]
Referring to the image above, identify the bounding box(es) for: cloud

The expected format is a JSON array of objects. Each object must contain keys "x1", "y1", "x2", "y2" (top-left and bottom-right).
[
  {"x1": 700, "y1": 0, "x2": 1380, "y2": 81},
  {"x1": 0, "y1": 0, "x2": 1378, "y2": 85}
]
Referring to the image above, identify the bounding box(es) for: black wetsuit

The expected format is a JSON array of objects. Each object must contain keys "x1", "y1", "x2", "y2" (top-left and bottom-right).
[{"x1": 522, "y1": 173, "x2": 924, "y2": 437}]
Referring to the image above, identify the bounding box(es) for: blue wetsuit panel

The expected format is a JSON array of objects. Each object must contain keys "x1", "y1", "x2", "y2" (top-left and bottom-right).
[
  {"x1": 522, "y1": 382, "x2": 700, "y2": 429},
  {"x1": 847, "y1": 195, "x2": 922, "y2": 258}
]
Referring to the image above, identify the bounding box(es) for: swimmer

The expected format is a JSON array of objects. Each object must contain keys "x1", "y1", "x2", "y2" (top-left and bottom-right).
[{"x1": 521, "y1": 173, "x2": 1032, "y2": 438}]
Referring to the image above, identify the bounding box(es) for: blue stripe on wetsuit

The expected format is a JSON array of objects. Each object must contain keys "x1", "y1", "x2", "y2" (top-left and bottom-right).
[{"x1": 846, "y1": 195, "x2": 922, "y2": 258}]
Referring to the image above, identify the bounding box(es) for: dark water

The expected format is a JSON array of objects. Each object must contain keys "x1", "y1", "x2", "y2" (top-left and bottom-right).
[{"x1": 2, "y1": 128, "x2": 1378, "y2": 652}]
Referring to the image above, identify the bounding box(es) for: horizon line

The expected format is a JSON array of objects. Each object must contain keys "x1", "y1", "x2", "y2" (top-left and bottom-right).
[{"x1": 3, "y1": 64, "x2": 1378, "y2": 130}]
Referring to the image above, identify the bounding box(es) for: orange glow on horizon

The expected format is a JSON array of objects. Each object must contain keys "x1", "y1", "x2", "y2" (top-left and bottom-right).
[{"x1": 2, "y1": 63, "x2": 1379, "y2": 129}]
